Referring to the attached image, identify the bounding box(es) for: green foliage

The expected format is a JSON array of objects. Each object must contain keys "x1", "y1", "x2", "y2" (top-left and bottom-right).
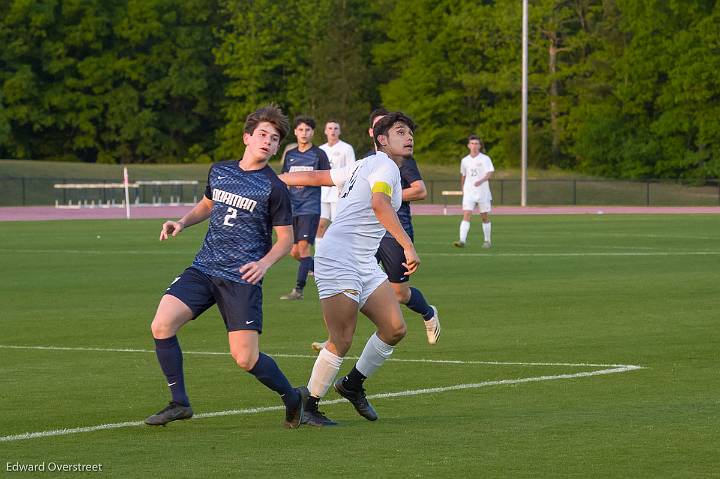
[
  {"x1": 215, "y1": 0, "x2": 376, "y2": 156},
  {"x1": 0, "y1": 0, "x2": 718, "y2": 179},
  {"x1": 0, "y1": 0, "x2": 222, "y2": 163}
]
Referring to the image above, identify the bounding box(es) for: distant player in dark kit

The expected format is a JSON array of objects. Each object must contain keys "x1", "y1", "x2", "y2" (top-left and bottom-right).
[
  {"x1": 145, "y1": 105, "x2": 308, "y2": 429},
  {"x1": 279, "y1": 116, "x2": 331, "y2": 300}
]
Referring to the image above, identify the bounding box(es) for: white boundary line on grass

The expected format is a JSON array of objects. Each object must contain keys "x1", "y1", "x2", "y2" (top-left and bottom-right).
[
  {"x1": 0, "y1": 248, "x2": 718, "y2": 258},
  {"x1": 0, "y1": 344, "x2": 633, "y2": 368},
  {"x1": 0, "y1": 344, "x2": 643, "y2": 443},
  {"x1": 0, "y1": 366, "x2": 642, "y2": 443},
  {"x1": 425, "y1": 251, "x2": 720, "y2": 257}
]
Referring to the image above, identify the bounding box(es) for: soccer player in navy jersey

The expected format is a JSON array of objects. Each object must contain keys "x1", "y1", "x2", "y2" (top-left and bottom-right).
[
  {"x1": 145, "y1": 105, "x2": 308, "y2": 429},
  {"x1": 279, "y1": 116, "x2": 331, "y2": 300}
]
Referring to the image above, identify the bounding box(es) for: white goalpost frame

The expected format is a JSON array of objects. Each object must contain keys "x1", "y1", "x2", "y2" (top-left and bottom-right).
[
  {"x1": 53, "y1": 179, "x2": 199, "y2": 210},
  {"x1": 123, "y1": 167, "x2": 130, "y2": 219}
]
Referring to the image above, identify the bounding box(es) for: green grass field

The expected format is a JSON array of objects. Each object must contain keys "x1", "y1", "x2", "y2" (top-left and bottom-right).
[{"x1": 1, "y1": 215, "x2": 718, "y2": 477}]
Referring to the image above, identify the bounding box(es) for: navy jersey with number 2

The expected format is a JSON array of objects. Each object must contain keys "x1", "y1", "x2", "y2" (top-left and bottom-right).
[{"x1": 192, "y1": 161, "x2": 292, "y2": 285}]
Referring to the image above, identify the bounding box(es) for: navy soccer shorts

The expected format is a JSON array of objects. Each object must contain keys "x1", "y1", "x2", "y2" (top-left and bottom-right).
[
  {"x1": 165, "y1": 267, "x2": 263, "y2": 332},
  {"x1": 293, "y1": 214, "x2": 320, "y2": 244},
  {"x1": 375, "y1": 235, "x2": 414, "y2": 284}
]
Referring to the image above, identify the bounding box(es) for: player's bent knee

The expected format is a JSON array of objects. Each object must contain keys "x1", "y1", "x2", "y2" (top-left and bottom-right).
[
  {"x1": 394, "y1": 288, "x2": 410, "y2": 304},
  {"x1": 380, "y1": 321, "x2": 406, "y2": 346},
  {"x1": 232, "y1": 351, "x2": 257, "y2": 371},
  {"x1": 150, "y1": 318, "x2": 175, "y2": 339},
  {"x1": 329, "y1": 333, "x2": 353, "y2": 356},
  {"x1": 394, "y1": 322, "x2": 408, "y2": 342}
]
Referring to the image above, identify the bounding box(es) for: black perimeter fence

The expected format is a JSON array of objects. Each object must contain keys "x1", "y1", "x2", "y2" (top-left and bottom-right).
[{"x1": 0, "y1": 176, "x2": 719, "y2": 207}]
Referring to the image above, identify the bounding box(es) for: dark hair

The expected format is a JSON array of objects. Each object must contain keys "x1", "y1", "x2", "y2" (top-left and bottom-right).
[
  {"x1": 468, "y1": 134, "x2": 485, "y2": 152},
  {"x1": 369, "y1": 107, "x2": 390, "y2": 127},
  {"x1": 293, "y1": 116, "x2": 316, "y2": 129},
  {"x1": 243, "y1": 105, "x2": 289, "y2": 141},
  {"x1": 373, "y1": 112, "x2": 417, "y2": 149}
]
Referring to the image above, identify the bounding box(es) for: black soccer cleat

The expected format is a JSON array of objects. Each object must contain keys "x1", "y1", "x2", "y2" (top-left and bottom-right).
[
  {"x1": 334, "y1": 379, "x2": 378, "y2": 421},
  {"x1": 145, "y1": 401, "x2": 193, "y2": 426},
  {"x1": 301, "y1": 407, "x2": 338, "y2": 427},
  {"x1": 283, "y1": 386, "x2": 309, "y2": 429},
  {"x1": 300, "y1": 394, "x2": 338, "y2": 427}
]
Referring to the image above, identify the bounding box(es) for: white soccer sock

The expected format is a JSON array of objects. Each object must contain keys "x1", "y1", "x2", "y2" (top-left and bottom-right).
[
  {"x1": 355, "y1": 333, "x2": 394, "y2": 379},
  {"x1": 459, "y1": 220, "x2": 470, "y2": 243},
  {"x1": 307, "y1": 347, "x2": 343, "y2": 398},
  {"x1": 482, "y1": 222, "x2": 491, "y2": 242}
]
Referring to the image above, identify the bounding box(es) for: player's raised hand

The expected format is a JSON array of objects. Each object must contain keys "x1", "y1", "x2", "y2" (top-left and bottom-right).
[
  {"x1": 402, "y1": 247, "x2": 421, "y2": 276},
  {"x1": 160, "y1": 220, "x2": 184, "y2": 241},
  {"x1": 240, "y1": 260, "x2": 269, "y2": 285}
]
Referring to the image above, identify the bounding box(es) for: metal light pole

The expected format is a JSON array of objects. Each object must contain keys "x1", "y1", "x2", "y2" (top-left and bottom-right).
[{"x1": 521, "y1": 0, "x2": 528, "y2": 206}]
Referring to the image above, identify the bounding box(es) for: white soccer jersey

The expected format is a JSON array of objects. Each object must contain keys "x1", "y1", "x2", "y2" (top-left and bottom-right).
[
  {"x1": 319, "y1": 140, "x2": 356, "y2": 203},
  {"x1": 460, "y1": 153, "x2": 495, "y2": 199},
  {"x1": 316, "y1": 151, "x2": 402, "y2": 271}
]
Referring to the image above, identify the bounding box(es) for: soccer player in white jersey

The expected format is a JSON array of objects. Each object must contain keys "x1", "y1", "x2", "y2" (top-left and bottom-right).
[
  {"x1": 316, "y1": 120, "x2": 356, "y2": 246},
  {"x1": 311, "y1": 109, "x2": 439, "y2": 352},
  {"x1": 454, "y1": 135, "x2": 495, "y2": 248},
  {"x1": 278, "y1": 112, "x2": 419, "y2": 426}
]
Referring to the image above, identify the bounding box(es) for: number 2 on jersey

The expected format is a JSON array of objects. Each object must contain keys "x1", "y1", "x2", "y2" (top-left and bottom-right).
[{"x1": 223, "y1": 207, "x2": 237, "y2": 226}]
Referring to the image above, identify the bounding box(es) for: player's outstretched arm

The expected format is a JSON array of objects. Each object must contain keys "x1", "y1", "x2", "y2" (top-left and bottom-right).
[
  {"x1": 402, "y1": 179, "x2": 427, "y2": 202},
  {"x1": 371, "y1": 192, "x2": 420, "y2": 276},
  {"x1": 239, "y1": 225, "x2": 293, "y2": 284},
  {"x1": 159, "y1": 197, "x2": 213, "y2": 241},
  {"x1": 277, "y1": 170, "x2": 334, "y2": 187}
]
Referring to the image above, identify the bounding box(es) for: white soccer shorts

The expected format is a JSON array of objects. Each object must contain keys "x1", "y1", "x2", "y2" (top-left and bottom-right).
[
  {"x1": 320, "y1": 201, "x2": 338, "y2": 221},
  {"x1": 314, "y1": 256, "x2": 387, "y2": 307},
  {"x1": 462, "y1": 194, "x2": 492, "y2": 214}
]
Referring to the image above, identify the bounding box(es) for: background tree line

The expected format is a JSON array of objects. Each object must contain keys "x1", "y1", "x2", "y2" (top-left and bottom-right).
[{"x1": 1, "y1": 0, "x2": 718, "y2": 180}]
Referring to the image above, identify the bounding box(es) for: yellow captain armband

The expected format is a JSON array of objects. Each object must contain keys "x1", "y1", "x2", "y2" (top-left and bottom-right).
[{"x1": 371, "y1": 181, "x2": 393, "y2": 196}]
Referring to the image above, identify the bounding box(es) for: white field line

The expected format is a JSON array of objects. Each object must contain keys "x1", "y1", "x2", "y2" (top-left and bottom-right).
[
  {"x1": 543, "y1": 232, "x2": 718, "y2": 240},
  {"x1": 0, "y1": 248, "x2": 718, "y2": 258},
  {"x1": 0, "y1": 343, "x2": 643, "y2": 443},
  {"x1": 424, "y1": 251, "x2": 720, "y2": 257},
  {"x1": 0, "y1": 248, "x2": 187, "y2": 255},
  {"x1": 0, "y1": 365, "x2": 642, "y2": 443},
  {"x1": 0, "y1": 344, "x2": 633, "y2": 368}
]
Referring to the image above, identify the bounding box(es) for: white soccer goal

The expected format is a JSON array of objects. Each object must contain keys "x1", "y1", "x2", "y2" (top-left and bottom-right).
[{"x1": 53, "y1": 180, "x2": 199, "y2": 208}]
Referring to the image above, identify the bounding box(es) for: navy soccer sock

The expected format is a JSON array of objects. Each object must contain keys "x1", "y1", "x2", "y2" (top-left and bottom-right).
[
  {"x1": 154, "y1": 336, "x2": 190, "y2": 406},
  {"x1": 295, "y1": 256, "x2": 314, "y2": 290},
  {"x1": 406, "y1": 287, "x2": 435, "y2": 321},
  {"x1": 249, "y1": 352, "x2": 299, "y2": 408}
]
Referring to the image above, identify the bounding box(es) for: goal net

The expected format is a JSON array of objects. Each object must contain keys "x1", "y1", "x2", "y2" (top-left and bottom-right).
[{"x1": 54, "y1": 180, "x2": 200, "y2": 208}]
